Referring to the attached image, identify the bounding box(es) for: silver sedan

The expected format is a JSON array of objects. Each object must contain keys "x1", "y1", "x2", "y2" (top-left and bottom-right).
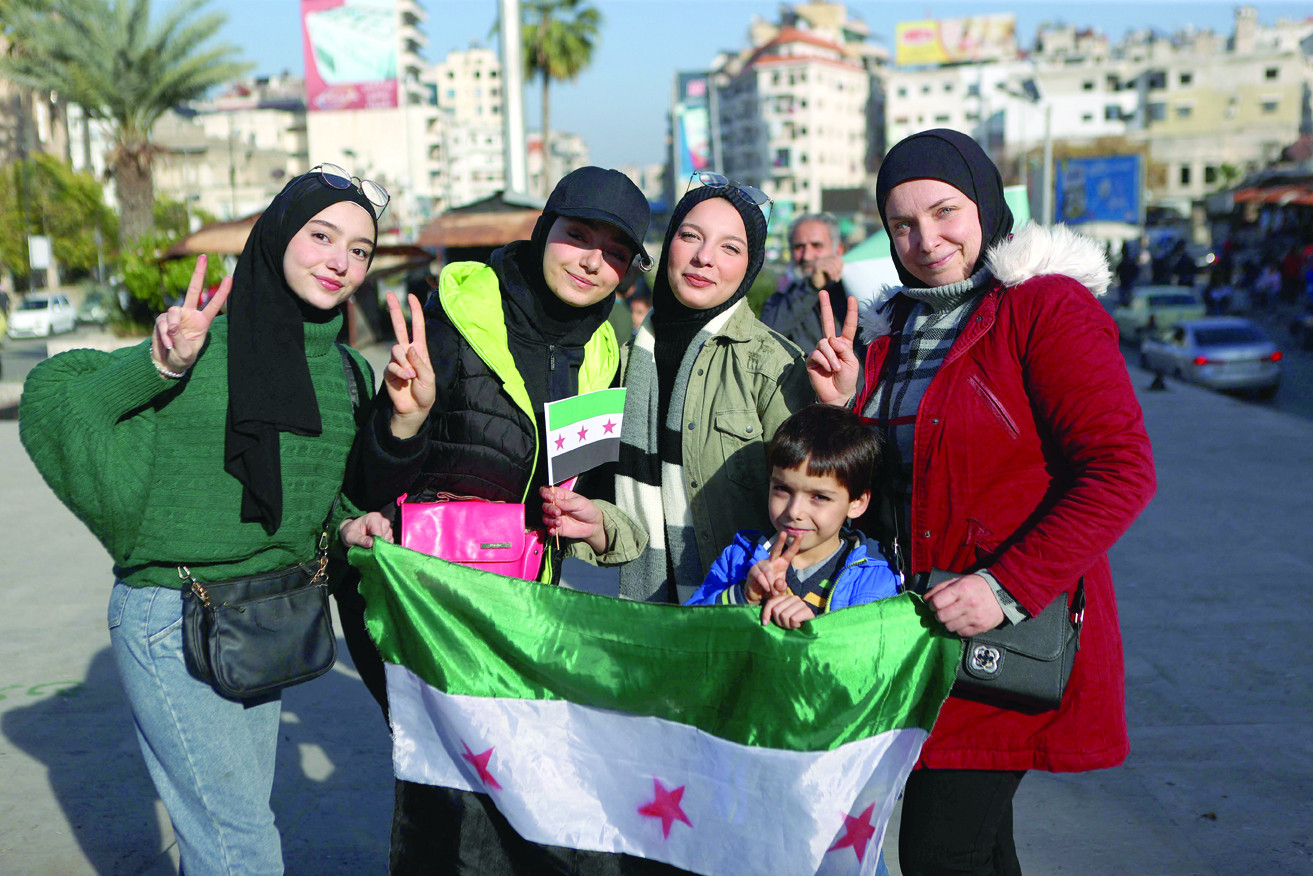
[{"x1": 1139, "y1": 317, "x2": 1282, "y2": 399}]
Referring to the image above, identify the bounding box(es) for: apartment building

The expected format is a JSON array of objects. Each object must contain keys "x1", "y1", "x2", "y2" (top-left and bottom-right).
[
  {"x1": 714, "y1": 2, "x2": 885, "y2": 236},
  {"x1": 884, "y1": 6, "x2": 1313, "y2": 216}
]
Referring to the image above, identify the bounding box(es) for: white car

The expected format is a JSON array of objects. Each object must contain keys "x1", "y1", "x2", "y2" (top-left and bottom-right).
[{"x1": 7, "y1": 293, "x2": 77, "y2": 338}]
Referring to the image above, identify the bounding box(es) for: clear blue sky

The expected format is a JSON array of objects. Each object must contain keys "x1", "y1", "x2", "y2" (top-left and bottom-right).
[{"x1": 210, "y1": 1, "x2": 1311, "y2": 168}]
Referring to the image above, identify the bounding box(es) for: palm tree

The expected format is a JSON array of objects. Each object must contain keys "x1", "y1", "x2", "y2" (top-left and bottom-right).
[
  {"x1": 522, "y1": 0, "x2": 602, "y2": 196},
  {"x1": 0, "y1": 0, "x2": 249, "y2": 243}
]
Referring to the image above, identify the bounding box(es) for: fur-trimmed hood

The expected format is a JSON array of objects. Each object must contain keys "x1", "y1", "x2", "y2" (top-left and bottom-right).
[{"x1": 858, "y1": 222, "x2": 1111, "y2": 340}]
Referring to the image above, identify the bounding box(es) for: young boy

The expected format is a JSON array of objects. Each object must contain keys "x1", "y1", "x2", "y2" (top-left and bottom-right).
[{"x1": 685, "y1": 404, "x2": 900, "y2": 628}]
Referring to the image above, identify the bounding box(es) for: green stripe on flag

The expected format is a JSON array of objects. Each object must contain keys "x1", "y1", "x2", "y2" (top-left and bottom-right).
[
  {"x1": 352, "y1": 541, "x2": 960, "y2": 752},
  {"x1": 545, "y1": 387, "x2": 627, "y2": 429}
]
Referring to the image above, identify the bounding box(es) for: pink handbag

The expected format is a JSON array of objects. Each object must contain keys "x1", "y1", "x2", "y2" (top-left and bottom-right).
[{"x1": 397, "y1": 494, "x2": 546, "y2": 581}]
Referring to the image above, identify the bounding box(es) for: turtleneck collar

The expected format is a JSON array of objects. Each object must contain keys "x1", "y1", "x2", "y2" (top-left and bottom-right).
[{"x1": 901, "y1": 266, "x2": 994, "y2": 310}]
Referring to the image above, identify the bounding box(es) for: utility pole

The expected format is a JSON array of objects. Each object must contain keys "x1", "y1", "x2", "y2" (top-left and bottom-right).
[{"x1": 499, "y1": 0, "x2": 528, "y2": 194}]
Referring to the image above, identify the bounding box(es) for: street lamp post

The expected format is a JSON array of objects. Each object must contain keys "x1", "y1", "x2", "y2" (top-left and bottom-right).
[{"x1": 997, "y1": 78, "x2": 1053, "y2": 226}]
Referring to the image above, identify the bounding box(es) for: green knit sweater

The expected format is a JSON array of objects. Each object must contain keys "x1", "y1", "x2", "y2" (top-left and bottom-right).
[{"x1": 19, "y1": 315, "x2": 372, "y2": 589}]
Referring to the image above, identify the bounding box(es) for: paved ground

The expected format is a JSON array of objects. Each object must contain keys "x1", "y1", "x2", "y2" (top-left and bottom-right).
[{"x1": 1, "y1": 342, "x2": 1310, "y2": 875}]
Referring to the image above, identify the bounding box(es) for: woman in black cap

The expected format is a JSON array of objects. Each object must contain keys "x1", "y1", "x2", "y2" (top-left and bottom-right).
[
  {"x1": 544, "y1": 175, "x2": 814, "y2": 605},
  {"x1": 810, "y1": 129, "x2": 1155, "y2": 874},
  {"x1": 21, "y1": 165, "x2": 392, "y2": 874},
  {"x1": 345, "y1": 166, "x2": 659, "y2": 873}
]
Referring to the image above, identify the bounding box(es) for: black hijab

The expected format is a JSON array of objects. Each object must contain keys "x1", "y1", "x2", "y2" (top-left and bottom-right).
[
  {"x1": 875, "y1": 128, "x2": 1013, "y2": 288},
  {"x1": 225, "y1": 171, "x2": 378, "y2": 534}
]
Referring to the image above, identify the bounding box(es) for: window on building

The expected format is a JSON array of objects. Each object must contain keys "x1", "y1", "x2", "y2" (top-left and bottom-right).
[
  {"x1": 1204, "y1": 165, "x2": 1218, "y2": 185},
  {"x1": 474, "y1": 70, "x2": 481, "y2": 79},
  {"x1": 490, "y1": 69, "x2": 498, "y2": 78},
  {"x1": 1148, "y1": 102, "x2": 1167, "y2": 122},
  {"x1": 1082, "y1": 80, "x2": 1095, "y2": 91},
  {"x1": 943, "y1": 82, "x2": 953, "y2": 92},
  {"x1": 934, "y1": 114, "x2": 950, "y2": 123},
  {"x1": 897, "y1": 86, "x2": 907, "y2": 98},
  {"x1": 774, "y1": 148, "x2": 790, "y2": 168},
  {"x1": 1146, "y1": 70, "x2": 1166, "y2": 90},
  {"x1": 967, "y1": 83, "x2": 979, "y2": 97},
  {"x1": 1179, "y1": 71, "x2": 1193, "y2": 86},
  {"x1": 1179, "y1": 165, "x2": 1191, "y2": 186},
  {"x1": 1107, "y1": 74, "x2": 1121, "y2": 91},
  {"x1": 1082, "y1": 113, "x2": 1094, "y2": 123},
  {"x1": 922, "y1": 84, "x2": 931, "y2": 94},
  {"x1": 1175, "y1": 105, "x2": 1192, "y2": 119},
  {"x1": 1261, "y1": 99, "x2": 1279, "y2": 113},
  {"x1": 1265, "y1": 67, "x2": 1279, "y2": 80}
]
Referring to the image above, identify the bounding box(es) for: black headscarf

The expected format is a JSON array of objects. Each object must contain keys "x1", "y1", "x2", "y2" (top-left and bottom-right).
[
  {"x1": 875, "y1": 129, "x2": 1013, "y2": 288},
  {"x1": 225, "y1": 171, "x2": 378, "y2": 534}
]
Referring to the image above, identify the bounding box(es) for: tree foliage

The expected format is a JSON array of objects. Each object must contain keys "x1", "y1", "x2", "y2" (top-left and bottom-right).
[
  {"x1": 0, "y1": 0, "x2": 250, "y2": 242},
  {"x1": 521, "y1": 0, "x2": 602, "y2": 194},
  {"x1": 0, "y1": 154, "x2": 117, "y2": 280}
]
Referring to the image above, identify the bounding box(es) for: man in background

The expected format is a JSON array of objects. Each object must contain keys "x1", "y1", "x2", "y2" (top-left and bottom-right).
[{"x1": 761, "y1": 213, "x2": 848, "y2": 352}]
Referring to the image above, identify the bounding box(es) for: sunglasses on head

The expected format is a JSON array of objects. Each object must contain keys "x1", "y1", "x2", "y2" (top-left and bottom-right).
[
  {"x1": 686, "y1": 171, "x2": 773, "y2": 227},
  {"x1": 314, "y1": 163, "x2": 390, "y2": 218}
]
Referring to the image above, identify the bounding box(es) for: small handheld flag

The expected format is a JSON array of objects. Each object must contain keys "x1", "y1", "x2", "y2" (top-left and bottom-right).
[{"x1": 544, "y1": 388, "x2": 627, "y2": 485}]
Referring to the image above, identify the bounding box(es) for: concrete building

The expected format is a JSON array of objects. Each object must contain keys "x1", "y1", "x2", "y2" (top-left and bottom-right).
[
  {"x1": 708, "y1": 1, "x2": 886, "y2": 241},
  {"x1": 146, "y1": 75, "x2": 309, "y2": 226},
  {"x1": 426, "y1": 45, "x2": 505, "y2": 212},
  {"x1": 305, "y1": 0, "x2": 435, "y2": 239},
  {"x1": 884, "y1": 6, "x2": 1313, "y2": 219},
  {"x1": 527, "y1": 131, "x2": 590, "y2": 201}
]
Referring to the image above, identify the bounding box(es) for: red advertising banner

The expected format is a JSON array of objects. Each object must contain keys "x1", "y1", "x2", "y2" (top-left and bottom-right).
[{"x1": 301, "y1": 0, "x2": 399, "y2": 111}]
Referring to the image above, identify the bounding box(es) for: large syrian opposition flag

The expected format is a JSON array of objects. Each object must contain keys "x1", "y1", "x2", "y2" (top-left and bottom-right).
[
  {"x1": 353, "y1": 541, "x2": 959, "y2": 875},
  {"x1": 544, "y1": 387, "x2": 626, "y2": 485}
]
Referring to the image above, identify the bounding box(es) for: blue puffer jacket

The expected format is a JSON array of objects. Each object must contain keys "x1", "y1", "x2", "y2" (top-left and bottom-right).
[{"x1": 684, "y1": 529, "x2": 901, "y2": 612}]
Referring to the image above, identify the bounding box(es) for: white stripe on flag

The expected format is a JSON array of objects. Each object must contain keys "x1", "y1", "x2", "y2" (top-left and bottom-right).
[{"x1": 388, "y1": 663, "x2": 922, "y2": 875}]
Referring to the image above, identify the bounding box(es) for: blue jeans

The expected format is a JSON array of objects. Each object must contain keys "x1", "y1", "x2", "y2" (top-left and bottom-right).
[{"x1": 108, "y1": 581, "x2": 284, "y2": 876}]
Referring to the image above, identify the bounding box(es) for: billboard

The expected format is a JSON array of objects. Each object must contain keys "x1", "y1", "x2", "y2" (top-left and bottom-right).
[
  {"x1": 895, "y1": 15, "x2": 1017, "y2": 67},
  {"x1": 1054, "y1": 155, "x2": 1143, "y2": 226},
  {"x1": 672, "y1": 72, "x2": 714, "y2": 182},
  {"x1": 301, "y1": 0, "x2": 398, "y2": 112}
]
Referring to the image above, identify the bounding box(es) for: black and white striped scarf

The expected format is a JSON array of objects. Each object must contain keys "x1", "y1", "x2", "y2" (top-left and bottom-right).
[
  {"x1": 615, "y1": 300, "x2": 745, "y2": 603},
  {"x1": 862, "y1": 269, "x2": 993, "y2": 553}
]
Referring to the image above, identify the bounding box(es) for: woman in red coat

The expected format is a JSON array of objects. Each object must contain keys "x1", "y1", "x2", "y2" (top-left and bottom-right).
[{"x1": 810, "y1": 129, "x2": 1156, "y2": 874}]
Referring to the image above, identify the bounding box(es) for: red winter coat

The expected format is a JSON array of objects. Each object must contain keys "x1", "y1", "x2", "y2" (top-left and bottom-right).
[{"x1": 855, "y1": 224, "x2": 1156, "y2": 772}]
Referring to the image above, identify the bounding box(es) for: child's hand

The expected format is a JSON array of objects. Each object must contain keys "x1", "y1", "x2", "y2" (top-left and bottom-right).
[
  {"x1": 539, "y1": 485, "x2": 606, "y2": 553},
  {"x1": 744, "y1": 534, "x2": 801, "y2": 605},
  {"x1": 762, "y1": 593, "x2": 817, "y2": 629}
]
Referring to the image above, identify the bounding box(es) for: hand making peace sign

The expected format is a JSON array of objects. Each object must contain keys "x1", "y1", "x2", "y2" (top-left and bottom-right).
[
  {"x1": 384, "y1": 291, "x2": 436, "y2": 440},
  {"x1": 151, "y1": 255, "x2": 232, "y2": 376},
  {"x1": 806, "y1": 289, "x2": 861, "y2": 407}
]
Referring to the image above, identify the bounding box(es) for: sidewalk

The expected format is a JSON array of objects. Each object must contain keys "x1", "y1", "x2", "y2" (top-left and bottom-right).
[{"x1": 1, "y1": 351, "x2": 1310, "y2": 875}]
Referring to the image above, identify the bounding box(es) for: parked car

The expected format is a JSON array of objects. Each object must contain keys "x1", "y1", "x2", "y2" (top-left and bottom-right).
[
  {"x1": 1112, "y1": 285, "x2": 1206, "y2": 341},
  {"x1": 1139, "y1": 317, "x2": 1282, "y2": 399},
  {"x1": 77, "y1": 288, "x2": 119, "y2": 326},
  {"x1": 7, "y1": 292, "x2": 77, "y2": 339}
]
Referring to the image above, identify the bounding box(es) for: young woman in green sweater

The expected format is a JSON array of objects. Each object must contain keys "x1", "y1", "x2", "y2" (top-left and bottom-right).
[{"x1": 20, "y1": 167, "x2": 392, "y2": 875}]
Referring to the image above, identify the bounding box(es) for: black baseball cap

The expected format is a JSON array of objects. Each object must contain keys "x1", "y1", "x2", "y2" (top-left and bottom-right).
[{"x1": 544, "y1": 166, "x2": 653, "y2": 271}]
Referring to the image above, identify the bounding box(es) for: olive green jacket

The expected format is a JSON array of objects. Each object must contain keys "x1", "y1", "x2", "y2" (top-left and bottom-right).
[{"x1": 575, "y1": 301, "x2": 814, "y2": 582}]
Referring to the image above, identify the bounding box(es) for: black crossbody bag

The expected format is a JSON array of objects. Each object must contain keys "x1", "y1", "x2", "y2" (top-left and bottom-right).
[{"x1": 179, "y1": 346, "x2": 363, "y2": 700}]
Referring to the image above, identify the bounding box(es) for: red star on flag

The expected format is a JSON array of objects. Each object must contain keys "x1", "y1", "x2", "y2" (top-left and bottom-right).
[
  {"x1": 827, "y1": 803, "x2": 877, "y2": 862},
  {"x1": 637, "y1": 778, "x2": 691, "y2": 839},
  {"x1": 603, "y1": 419, "x2": 617, "y2": 434},
  {"x1": 460, "y1": 740, "x2": 502, "y2": 791},
  {"x1": 554, "y1": 434, "x2": 566, "y2": 450},
  {"x1": 577, "y1": 425, "x2": 588, "y2": 441}
]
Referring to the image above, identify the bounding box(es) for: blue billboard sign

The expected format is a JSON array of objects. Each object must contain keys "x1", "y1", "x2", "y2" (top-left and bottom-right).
[{"x1": 1054, "y1": 155, "x2": 1142, "y2": 225}]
